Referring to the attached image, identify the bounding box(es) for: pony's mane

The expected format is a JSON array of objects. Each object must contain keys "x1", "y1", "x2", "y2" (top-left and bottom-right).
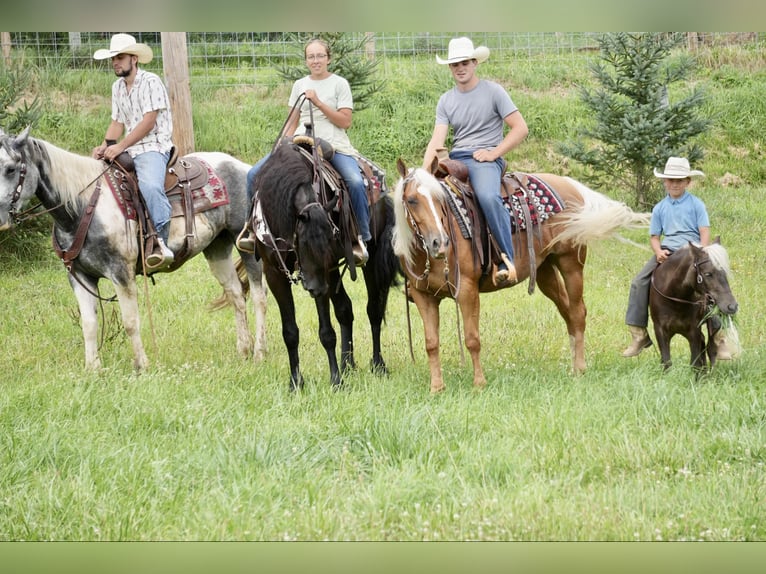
[
  {"x1": 36, "y1": 138, "x2": 105, "y2": 210},
  {"x1": 704, "y1": 242, "x2": 732, "y2": 276},
  {"x1": 392, "y1": 167, "x2": 445, "y2": 266},
  {"x1": 256, "y1": 144, "x2": 314, "y2": 237}
]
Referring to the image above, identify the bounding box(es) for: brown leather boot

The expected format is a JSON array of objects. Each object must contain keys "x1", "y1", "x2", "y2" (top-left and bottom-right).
[
  {"x1": 713, "y1": 330, "x2": 733, "y2": 360},
  {"x1": 236, "y1": 226, "x2": 256, "y2": 254},
  {"x1": 622, "y1": 326, "x2": 652, "y2": 357}
]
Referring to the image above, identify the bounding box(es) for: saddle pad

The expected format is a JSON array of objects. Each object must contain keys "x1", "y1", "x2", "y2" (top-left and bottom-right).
[
  {"x1": 440, "y1": 173, "x2": 566, "y2": 238},
  {"x1": 168, "y1": 158, "x2": 229, "y2": 217},
  {"x1": 504, "y1": 174, "x2": 565, "y2": 232}
]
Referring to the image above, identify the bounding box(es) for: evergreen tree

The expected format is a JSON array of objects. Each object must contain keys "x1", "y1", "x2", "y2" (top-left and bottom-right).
[
  {"x1": 0, "y1": 63, "x2": 41, "y2": 134},
  {"x1": 559, "y1": 33, "x2": 710, "y2": 208}
]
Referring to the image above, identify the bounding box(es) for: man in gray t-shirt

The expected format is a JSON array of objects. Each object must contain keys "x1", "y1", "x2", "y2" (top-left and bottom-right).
[{"x1": 423, "y1": 37, "x2": 528, "y2": 286}]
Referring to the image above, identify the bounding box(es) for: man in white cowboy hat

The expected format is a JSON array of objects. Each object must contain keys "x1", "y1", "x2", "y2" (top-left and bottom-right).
[
  {"x1": 423, "y1": 36, "x2": 529, "y2": 286},
  {"x1": 622, "y1": 156, "x2": 729, "y2": 359},
  {"x1": 92, "y1": 33, "x2": 175, "y2": 269}
]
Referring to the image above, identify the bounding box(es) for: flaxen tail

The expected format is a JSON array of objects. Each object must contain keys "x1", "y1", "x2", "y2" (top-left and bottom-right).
[{"x1": 545, "y1": 177, "x2": 651, "y2": 249}]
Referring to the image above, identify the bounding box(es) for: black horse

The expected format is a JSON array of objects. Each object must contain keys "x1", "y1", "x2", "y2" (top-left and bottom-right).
[
  {"x1": 649, "y1": 239, "x2": 739, "y2": 372},
  {"x1": 252, "y1": 142, "x2": 400, "y2": 390}
]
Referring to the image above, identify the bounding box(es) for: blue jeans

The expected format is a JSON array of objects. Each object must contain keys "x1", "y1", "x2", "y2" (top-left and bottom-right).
[
  {"x1": 133, "y1": 151, "x2": 171, "y2": 240},
  {"x1": 246, "y1": 154, "x2": 270, "y2": 202},
  {"x1": 331, "y1": 152, "x2": 370, "y2": 241},
  {"x1": 450, "y1": 150, "x2": 514, "y2": 264}
]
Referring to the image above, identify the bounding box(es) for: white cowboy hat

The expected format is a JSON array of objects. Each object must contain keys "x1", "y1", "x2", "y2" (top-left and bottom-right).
[
  {"x1": 93, "y1": 33, "x2": 153, "y2": 64},
  {"x1": 654, "y1": 156, "x2": 705, "y2": 179},
  {"x1": 436, "y1": 37, "x2": 490, "y2": 65}
]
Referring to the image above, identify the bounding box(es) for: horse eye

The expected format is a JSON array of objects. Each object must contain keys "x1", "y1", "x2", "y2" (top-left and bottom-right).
[
  {"x1": 406, "y1": 197, "x2": 418, "y2": 206},
  {"x1": 3, "y1": 165, "x2": 15, "y2": 178}
]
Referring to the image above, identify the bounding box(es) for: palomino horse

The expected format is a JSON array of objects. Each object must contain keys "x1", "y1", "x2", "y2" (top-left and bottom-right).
[
  {"x1": 649, "y1": 239, "x2": 739, "y2": 372},
  {"x1": 0, "y1": 128, "x2": 267, "y2": 371},
  {"x1": 251, "y1": 142, "x2": 401, "y2": 390},
  {"x1": 393, "y1": 159, "x2": 651, "y2": 393}
]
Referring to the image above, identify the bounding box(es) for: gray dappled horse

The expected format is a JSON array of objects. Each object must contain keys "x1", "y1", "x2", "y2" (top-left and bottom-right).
[{"x1": 0, "y1": 128, "x2": 267, "y2": 371}]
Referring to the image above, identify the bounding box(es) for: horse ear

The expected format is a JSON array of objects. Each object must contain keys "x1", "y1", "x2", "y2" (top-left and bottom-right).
[
  {"x1": 324, "y1": 195, "x2": 338, "y2": 213},
  {"x1": 713, "y1": 235, "x2": 721, "y2": 245},
  {"x1": 428, "y1": 156, "x2": 439, "y2": 175},
  {"x1": 396, "y1": 158, "x2": 408, "y2": 178},
  {"x1": 14, "y1": 126, "x2": 30, "y2": 149}
]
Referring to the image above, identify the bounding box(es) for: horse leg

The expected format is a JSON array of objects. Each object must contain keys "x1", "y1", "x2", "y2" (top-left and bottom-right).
[
  {"x1": 265, "y1": 265, "x2": 302, "y2": 390},
  {"x1": 362, "y1": 264, "x2": 390, "y2": 375},
  {"x1": 206, "y1": 254, "x2": 254, "y2": 360},
  {"x1": 315, "y1": 293, "x2": 342, "y2": 388},
  {"x1": 653, "y1": 326, "x2": 673, "y2": 370},
  {"x1": 455, "y1": 284, "x2": 486, "y2": 389},
  {"x1": 69, "y1": 274, "x2": 104, "y2": 370},
  {"x1": 241, "y1": 254, "x2": 268, "y2": 362},
  {"x1": 410, "y1": 289, "x2": 445, "y2": 393},
  {"x1": 330, "y1": 277, "x2": 356, "y2": 373},
  {"x1": 687, "y1": 327, "x2": 708, "y2": 374},
  {"x1": 111, "y1": 277, "x2": 149, "y2": 372},
  {"x1": 536, "y1": 256, "x2": 587, "y2": 374}
]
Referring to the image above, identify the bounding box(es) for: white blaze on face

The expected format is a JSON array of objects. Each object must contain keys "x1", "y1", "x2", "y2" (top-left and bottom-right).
[{"x1": 416, "y1": 177, "x2": 448, "y2": 242}]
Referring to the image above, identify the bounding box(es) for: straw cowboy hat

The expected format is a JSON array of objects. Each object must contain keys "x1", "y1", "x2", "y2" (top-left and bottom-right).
[
  {"x1": 436, "y1": 37, "x2": 490, "y2": 65},
  {"x1": 654, "y1": 156, "x2": 705, "y2": 179},
  {"x1": 93, "y1": 33, "x2": 153, "y2": 64}
]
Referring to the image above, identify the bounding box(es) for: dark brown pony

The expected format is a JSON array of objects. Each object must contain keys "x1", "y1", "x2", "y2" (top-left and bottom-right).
[
  {"x1": 649, "y1": 239, "x2": 739, "y2": 372},
  {"x1": 393, "y1": 160, "x2": 651, "y2": 393}
]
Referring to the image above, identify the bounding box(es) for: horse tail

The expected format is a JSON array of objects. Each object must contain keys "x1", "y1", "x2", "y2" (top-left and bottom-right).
[
  {"x1": 545, "y1": 177, "x2": 651, "y2": 249},
  {"x1": 209, "y1": 256, "x2": 250, "y2": 310},
  {"x1": 369, "y1": 196, "x2": 403, "y2": 289}
]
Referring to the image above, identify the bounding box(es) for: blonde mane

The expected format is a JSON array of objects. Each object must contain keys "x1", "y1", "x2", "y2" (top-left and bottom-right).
[
  {"x1": 704, "y1": 242, "x2": 732, "y2": 276},
  {"x1": 37, "y1": 139, "x2": 105, "y2": 213}
]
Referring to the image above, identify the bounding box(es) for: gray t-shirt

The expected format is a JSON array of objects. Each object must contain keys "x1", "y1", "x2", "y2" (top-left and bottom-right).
[{"x1": 435, "y1": 79, "x2": 517, "y2": 152}]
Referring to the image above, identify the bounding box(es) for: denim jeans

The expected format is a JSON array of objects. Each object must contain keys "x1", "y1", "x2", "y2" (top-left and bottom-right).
[
  {"x1": 133, "y1": 151, "x2": 171, "y2": 240},
  {"x1": 625, "y1": 255, "x2": 659, "y2": 327},
  {"x1": 450, "y1": 150, "x2": 513, "y2": 263},
  {"x1": 331, "y1": 152, "x2": 370, "y2": 241},
  {"x1": 246, "y1": 154, "x2": 270, "y2": 202}
]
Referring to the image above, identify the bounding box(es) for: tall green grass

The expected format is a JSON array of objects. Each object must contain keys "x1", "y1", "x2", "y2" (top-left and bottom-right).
[{"x1": 1, "y1": 48, "x2": 764, "y2": 541}]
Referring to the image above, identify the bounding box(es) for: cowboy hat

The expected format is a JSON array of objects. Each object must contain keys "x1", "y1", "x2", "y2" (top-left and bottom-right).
[
  {"x1": 436, "y1": 37, "x2": 490, "y2": 65},
  {"x1": 93, "y1": 33, "x2": 153, "y2": 64},
  {"x1": 654, "y1": 156, "x2": 705, "y2": 179}
]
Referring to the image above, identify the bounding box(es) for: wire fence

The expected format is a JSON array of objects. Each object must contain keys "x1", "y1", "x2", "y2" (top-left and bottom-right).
[{"x1": 3, "y1": 31, "x2": 762, "y2": 89}]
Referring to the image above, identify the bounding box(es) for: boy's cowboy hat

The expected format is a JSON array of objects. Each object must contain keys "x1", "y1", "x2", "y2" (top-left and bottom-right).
[
  {"x1": 436, "y1": 37, "x2": 490, "y2": 65},
  {"x1": 654, "y1": 156, "x2": 705, "y2": 179},
  {"x1": 93, "y1": 33, "x2": 153, "y2": 64}
]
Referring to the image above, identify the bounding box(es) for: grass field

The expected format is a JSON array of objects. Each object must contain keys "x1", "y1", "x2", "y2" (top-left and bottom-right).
[{"x1": 0, "y1": 46, "x2": 764, "y2": 541}]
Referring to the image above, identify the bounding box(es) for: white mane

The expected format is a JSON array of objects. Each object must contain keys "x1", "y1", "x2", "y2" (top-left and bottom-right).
[
  {"x1": 704, "y1": 242, "x2": 732, "y2": 276},
  {"x1": 392, "y1": 167, "x2": 446, "y2": 267},
  {"x1": 36, "y1": 138, "x2": 105, "y2": 212}
]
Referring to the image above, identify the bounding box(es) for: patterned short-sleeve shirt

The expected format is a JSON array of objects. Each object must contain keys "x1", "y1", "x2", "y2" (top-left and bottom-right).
[{"x1": 111, "y1": 68, "x2": 173, "y2": 157}]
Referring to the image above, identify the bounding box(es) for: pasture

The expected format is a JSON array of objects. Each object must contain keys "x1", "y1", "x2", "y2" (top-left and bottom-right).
[{"x1": 1, "y1": 46, "x2": 765, "y2": 541}]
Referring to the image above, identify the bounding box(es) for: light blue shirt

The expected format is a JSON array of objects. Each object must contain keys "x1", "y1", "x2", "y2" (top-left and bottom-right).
[{"x1": 650, "y1": 191, "x2": 710, "y2": 251}]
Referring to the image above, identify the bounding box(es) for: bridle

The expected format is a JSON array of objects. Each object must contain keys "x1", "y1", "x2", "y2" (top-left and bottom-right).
[{"x1": 650, "y1": 254, "x2": 714, "y2": 310}]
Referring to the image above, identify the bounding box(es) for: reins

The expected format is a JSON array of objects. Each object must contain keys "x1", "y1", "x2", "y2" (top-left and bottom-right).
[
  {"x1": 650, "y1": 256, "x2": 712, "y2": 309},
  {"x1": 400, "y1": 174, "x2": 465, "y2": 365}
]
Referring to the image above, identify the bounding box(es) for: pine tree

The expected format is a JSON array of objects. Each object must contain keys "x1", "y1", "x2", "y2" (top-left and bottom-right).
[{"x1": 559, "y1": 33, "x2": 710, "y2": 208}]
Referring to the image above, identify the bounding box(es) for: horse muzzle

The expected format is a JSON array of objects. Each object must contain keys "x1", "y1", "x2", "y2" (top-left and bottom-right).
[{"x1": 426, "y1": 234, "x2": 450, "y2": 259}]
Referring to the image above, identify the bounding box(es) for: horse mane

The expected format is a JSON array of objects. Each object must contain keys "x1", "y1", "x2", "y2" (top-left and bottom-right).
[
  {"x1": 256, "y1": 144, "x2": 313, "y2": 238},
  {"x1": 393, "y1": 167, "x2": 446, "y2": 267},
  {"x1": 34, "y1": 138, "x2": 105, "y2": 214},
  {"x1": 703, "y1": 242, "x2": 732, "y2": 276}
]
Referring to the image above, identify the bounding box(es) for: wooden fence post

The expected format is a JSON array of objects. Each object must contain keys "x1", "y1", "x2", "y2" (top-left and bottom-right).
[
  {"x1": 1, "y1": 32, "x2": 11, "y2": 67},
  {"x1": 161, "y1": 32, "x2": 195, "y2": 155}
]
